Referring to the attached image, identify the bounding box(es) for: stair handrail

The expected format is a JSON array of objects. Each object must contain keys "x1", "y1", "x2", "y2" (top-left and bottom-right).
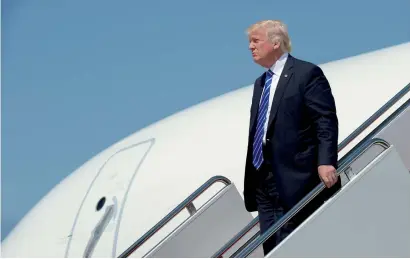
[
  {"x1": 212, "y1": 82, "x2": 409, "y2": 258},
  {"x1": 338, "y1": 82, "x2": 409, "y2": 152},
  {"x1": 214, "y1": 137, "x2": 392, "y2": 258},
  {"x1": 233, "y1": 137, "x2": 390, "y2": 258},
  {"x1": 118, "y1": 175, "x2": 231, "y2": 258}
]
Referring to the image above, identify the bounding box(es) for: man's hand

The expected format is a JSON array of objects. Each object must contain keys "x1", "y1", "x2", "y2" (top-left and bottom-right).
[{"x1": 318, "y1": 165, "x2": 338, "y2": 188}]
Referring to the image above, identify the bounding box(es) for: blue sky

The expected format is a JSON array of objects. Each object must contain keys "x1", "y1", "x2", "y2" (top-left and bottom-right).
[{"x1": 2, "y1": 0, "x2": 410, "y2": 240}]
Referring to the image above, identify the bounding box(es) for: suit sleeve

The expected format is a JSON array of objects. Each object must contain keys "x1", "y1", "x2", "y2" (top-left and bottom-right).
[{"x1": 304, "y1": 66, "x2": 339, "y2": 167}]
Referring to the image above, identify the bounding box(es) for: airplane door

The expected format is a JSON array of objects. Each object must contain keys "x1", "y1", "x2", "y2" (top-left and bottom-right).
[{"x1": 64, "y1": 139, "x2": 155, "y2": 257}]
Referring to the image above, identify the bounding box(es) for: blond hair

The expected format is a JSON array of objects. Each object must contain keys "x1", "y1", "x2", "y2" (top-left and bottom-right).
[{"x1": 246, "y1": 20, "x2": 292, "y2": 53}]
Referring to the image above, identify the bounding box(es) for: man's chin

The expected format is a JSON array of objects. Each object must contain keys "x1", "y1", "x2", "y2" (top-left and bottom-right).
[{"x1": 253, "y1": 58, "x2": 263, "y2": 66}]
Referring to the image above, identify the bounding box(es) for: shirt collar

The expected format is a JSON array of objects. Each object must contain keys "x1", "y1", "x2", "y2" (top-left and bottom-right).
[{"x1": 269, "y1": 52, "x2": 288, "y2": 75}]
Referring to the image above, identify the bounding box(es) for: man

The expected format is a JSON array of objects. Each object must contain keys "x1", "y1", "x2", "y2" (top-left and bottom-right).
[{"x1": 243, "y1": 20, "x2": 341, "y2": 255}]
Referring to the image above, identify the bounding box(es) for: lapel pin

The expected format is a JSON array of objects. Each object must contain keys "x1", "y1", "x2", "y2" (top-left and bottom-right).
[{"x1": 284, "y1": 74, "x2": 288, "y2": 77}]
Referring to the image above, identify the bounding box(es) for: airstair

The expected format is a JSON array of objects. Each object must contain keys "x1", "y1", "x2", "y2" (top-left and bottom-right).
[{"x1": 118, "y1": 83, "x2": 410, "y2": 258}]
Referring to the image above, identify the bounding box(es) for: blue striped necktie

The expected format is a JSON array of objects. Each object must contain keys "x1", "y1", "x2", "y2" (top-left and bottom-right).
[{"x1": 252, "y1": 69, "x2": 274, "y2": 170}]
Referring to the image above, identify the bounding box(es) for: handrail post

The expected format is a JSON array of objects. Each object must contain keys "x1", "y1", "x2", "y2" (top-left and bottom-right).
[{"x1": 186, "y1": 202, "x2": 197, "y2": 216}]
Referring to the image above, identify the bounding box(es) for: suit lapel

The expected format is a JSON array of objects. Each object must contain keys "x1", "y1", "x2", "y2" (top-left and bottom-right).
[
  {"x1": 267, "y1": 55, "x2": 294, "y2": 129},
  {"x1": 249, "y1": 75, "x2": 265, "y2": 133}
]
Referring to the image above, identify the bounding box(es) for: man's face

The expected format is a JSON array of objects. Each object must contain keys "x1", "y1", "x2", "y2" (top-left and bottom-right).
[{"x1": 248, "y1": 28, "x2": 278, "y2": 68}]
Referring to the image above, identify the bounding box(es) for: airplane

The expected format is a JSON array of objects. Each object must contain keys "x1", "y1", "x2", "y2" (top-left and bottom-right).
[{"x1": 2, "y1": 41, "x2": 410, "y2": 258}]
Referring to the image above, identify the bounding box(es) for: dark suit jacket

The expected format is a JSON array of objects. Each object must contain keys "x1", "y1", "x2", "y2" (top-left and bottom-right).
[{"x1": 243, "y1": 54, "x2": 341, "y2": 213}]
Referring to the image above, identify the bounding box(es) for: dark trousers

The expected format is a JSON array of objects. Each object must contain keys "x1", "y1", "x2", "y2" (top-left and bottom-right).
[{"x1": 255, "y1": 163, "x2": 301, "y2": 256}]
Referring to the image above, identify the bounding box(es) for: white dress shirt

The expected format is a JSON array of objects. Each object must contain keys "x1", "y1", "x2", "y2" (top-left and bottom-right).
[{"x1": 260, "y1": 52, "x2": 288, "y2": 144}]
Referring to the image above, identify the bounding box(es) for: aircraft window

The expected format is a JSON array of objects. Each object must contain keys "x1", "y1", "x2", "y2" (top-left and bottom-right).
[{"x1": 96, "y1": 197, "x2": 106, "y2": 211}]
